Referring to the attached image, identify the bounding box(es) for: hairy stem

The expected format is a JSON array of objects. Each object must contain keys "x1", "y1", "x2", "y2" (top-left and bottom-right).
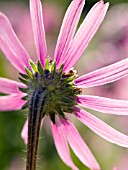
[{"x1": 26, "y1": 90, "x2": 46, "y2": 170}]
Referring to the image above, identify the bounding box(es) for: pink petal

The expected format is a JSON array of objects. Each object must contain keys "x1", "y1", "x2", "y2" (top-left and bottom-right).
[
  {"x1": 54, "y1": 0, "x2": 85, "y2": 68},
  {"x1": 74, "y1": 107, "x2": 128, "y2": 147},
  {"x1": 21, "y1": 119, "x2": 28, "y2": 145},
  {"x1": 21, "y1": 119, "x2": 43, "y2": 145},
  {"x1": 0, "y1": 77, "x2": 26, "y2": 94},
  {"x1": 0, "y1": 13, "x2": 31, "y2": 71},
  {"x1": 51, "y1": 120, "x2": 78, "y2": 170},
  {"x1": 75, "y1": 58, "x2": 128, "y2": 88},
  {"x1": 77, "y1": 95, "x2": 128, "y2": 115},
  {"x1": 0, "y1": 94, "x2": 26, "y2": 111},
  {"x1": 60, "y1": 118, "x2": 100, "y2": 170},
  {"x1": 0, "y1": 37, "x2": 25, "y2": 73},
  {"x1": 64, "y1": 1, "x2": 109, "y2": 72},
  {"x1": 30, "y1": 0, "x2": 47, "y2": 67}
]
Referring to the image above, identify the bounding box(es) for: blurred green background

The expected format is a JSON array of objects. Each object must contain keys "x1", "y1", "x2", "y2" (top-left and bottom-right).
[{"x1": 0, "y1": 0, "x2": 128, "y2": 170}]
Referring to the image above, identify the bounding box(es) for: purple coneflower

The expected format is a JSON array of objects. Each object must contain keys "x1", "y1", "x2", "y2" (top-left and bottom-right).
[{"x1": 0, "y1": 0, "x2": 128, "y2": 170}]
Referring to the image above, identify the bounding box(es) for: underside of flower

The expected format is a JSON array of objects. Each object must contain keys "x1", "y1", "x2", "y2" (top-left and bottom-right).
[
  {"x1": 19, "y1": 59, "x2": 81, "y2": 123},
  {"x1": 19, "y1": 59, "x2": 81, "y2": 170}
]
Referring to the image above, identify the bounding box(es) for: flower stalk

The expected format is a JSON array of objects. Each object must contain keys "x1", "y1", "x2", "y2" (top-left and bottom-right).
[{"x1": 26, "y1": 90, "x2": 46, "y2": 170}]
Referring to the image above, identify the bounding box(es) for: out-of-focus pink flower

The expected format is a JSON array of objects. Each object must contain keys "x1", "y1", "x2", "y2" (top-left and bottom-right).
[
  {"x1": 113, "y1": 167, "x2": 118, "y2": 170},
  {"x1": 112, "y1": 154, "x2": 128, "y2": 170},
  {"x1": 1, "y1": 0, "x2": 128, "y2": 170},
  {"x1": 118, "y1": 154, "x2": 128, "y2": 170}
]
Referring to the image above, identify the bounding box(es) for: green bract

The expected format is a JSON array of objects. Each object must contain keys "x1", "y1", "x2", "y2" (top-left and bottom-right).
[{"x1": 19, "y1": 59, "x2": 81, "y2": 123}]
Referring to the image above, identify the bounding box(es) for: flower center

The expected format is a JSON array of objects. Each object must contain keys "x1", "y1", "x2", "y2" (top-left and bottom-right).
[{"x1": 19, "y1": 59, "x2": 81, "y2": 123}]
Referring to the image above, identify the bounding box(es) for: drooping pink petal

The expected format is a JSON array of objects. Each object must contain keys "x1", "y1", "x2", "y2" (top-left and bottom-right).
[
  {"x1": 30, "y1": 0, "x2": 47, "y2": 67},
  {"x1": 77, "y1": 95, "x2": 128, "y2": 115},
  {"x1": 21, "y1": 119, "x2": 28, "y2": 145},
  {"x1": 0, "y1": 38, "x2": 25, "y2": 73},
  {"x1": 64, "y1": 1, "x2": 109, "y2": 72},
  {"x1": 74, "y1": 107, "x2": 128, "y2": 147},
  {"x1": 60, "y1": 118, "x2": 100, "y2": 170},
  {"x1": 21, "y1": 119, "x2": 43, "y2": 145},
  {"x1": 0, "y1": 94, "x2": 26, "y2": 111},
  {"x1": 0, "y1": 13, "x2": 31, "y2": 70},
  {"x1": 75, "y1": 58, "x2": 128, "y2": 88},
  {"x1": 51, "y1": 120, "x2": 78, "y2": 170},
  {"x1": 0, "y1": 77, "x2": 26, "y2": 94},
  {"x1": 54, "y1": 0, "x2": 85, "y2": 68}
]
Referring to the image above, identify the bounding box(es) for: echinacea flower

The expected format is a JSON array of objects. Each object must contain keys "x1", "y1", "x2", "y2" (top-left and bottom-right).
[{"x1": 1, "y1": 0, "x2": 128, "y2": 170}]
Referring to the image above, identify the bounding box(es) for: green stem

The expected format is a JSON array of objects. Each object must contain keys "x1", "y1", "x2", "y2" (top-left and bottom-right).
[{"x1": 26, "y1": 90, "x2": 46, "y2": 170}]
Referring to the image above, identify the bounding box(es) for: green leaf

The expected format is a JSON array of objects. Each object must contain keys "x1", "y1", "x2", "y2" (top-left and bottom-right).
[
  {"x1": 64, "y1": 108, "x2": 74, "y2": 113},
  {"x1": 61, "y1": 96, "x2": 75, "y2": 103},
  {"x1": 45, "y1": 58, "x2": 50, "y2": 70},
  {"x1": 19, "y1": 87, "x2": 28, "y2": 93},
  {"x1": 49, "y1": 112, "x2": 55, "y2": 124},
  {"x1": 22, "y1": 101, "x2": 29, "y2": 110},
  {"x1": 25, "y1": 67, "x2": 33, "y2": 79},
  {"x1": 19, "y1": 73, "x2": 29, "y2": 79},
  {"x1": 37, "y1": 61, "x2": 44, "y2": 75},
  {"x1": 21, "y1": 95, "x2": 28, "y2": 100},
  {"x1": 51, "y1": 62, "x2": 56, "y2": 76},
  {"x1": 29, "y1": 60, "x2": 38, "y2": 72},
  {"x1": 18, "y1": 77, "x2": 28, "y2": 85},
  {"x1": 56, "y1": 107, "x2": 65, "y2": 118},
  {"x1": 54, "y1": 64, "x2": 64, "y2": 83}
]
